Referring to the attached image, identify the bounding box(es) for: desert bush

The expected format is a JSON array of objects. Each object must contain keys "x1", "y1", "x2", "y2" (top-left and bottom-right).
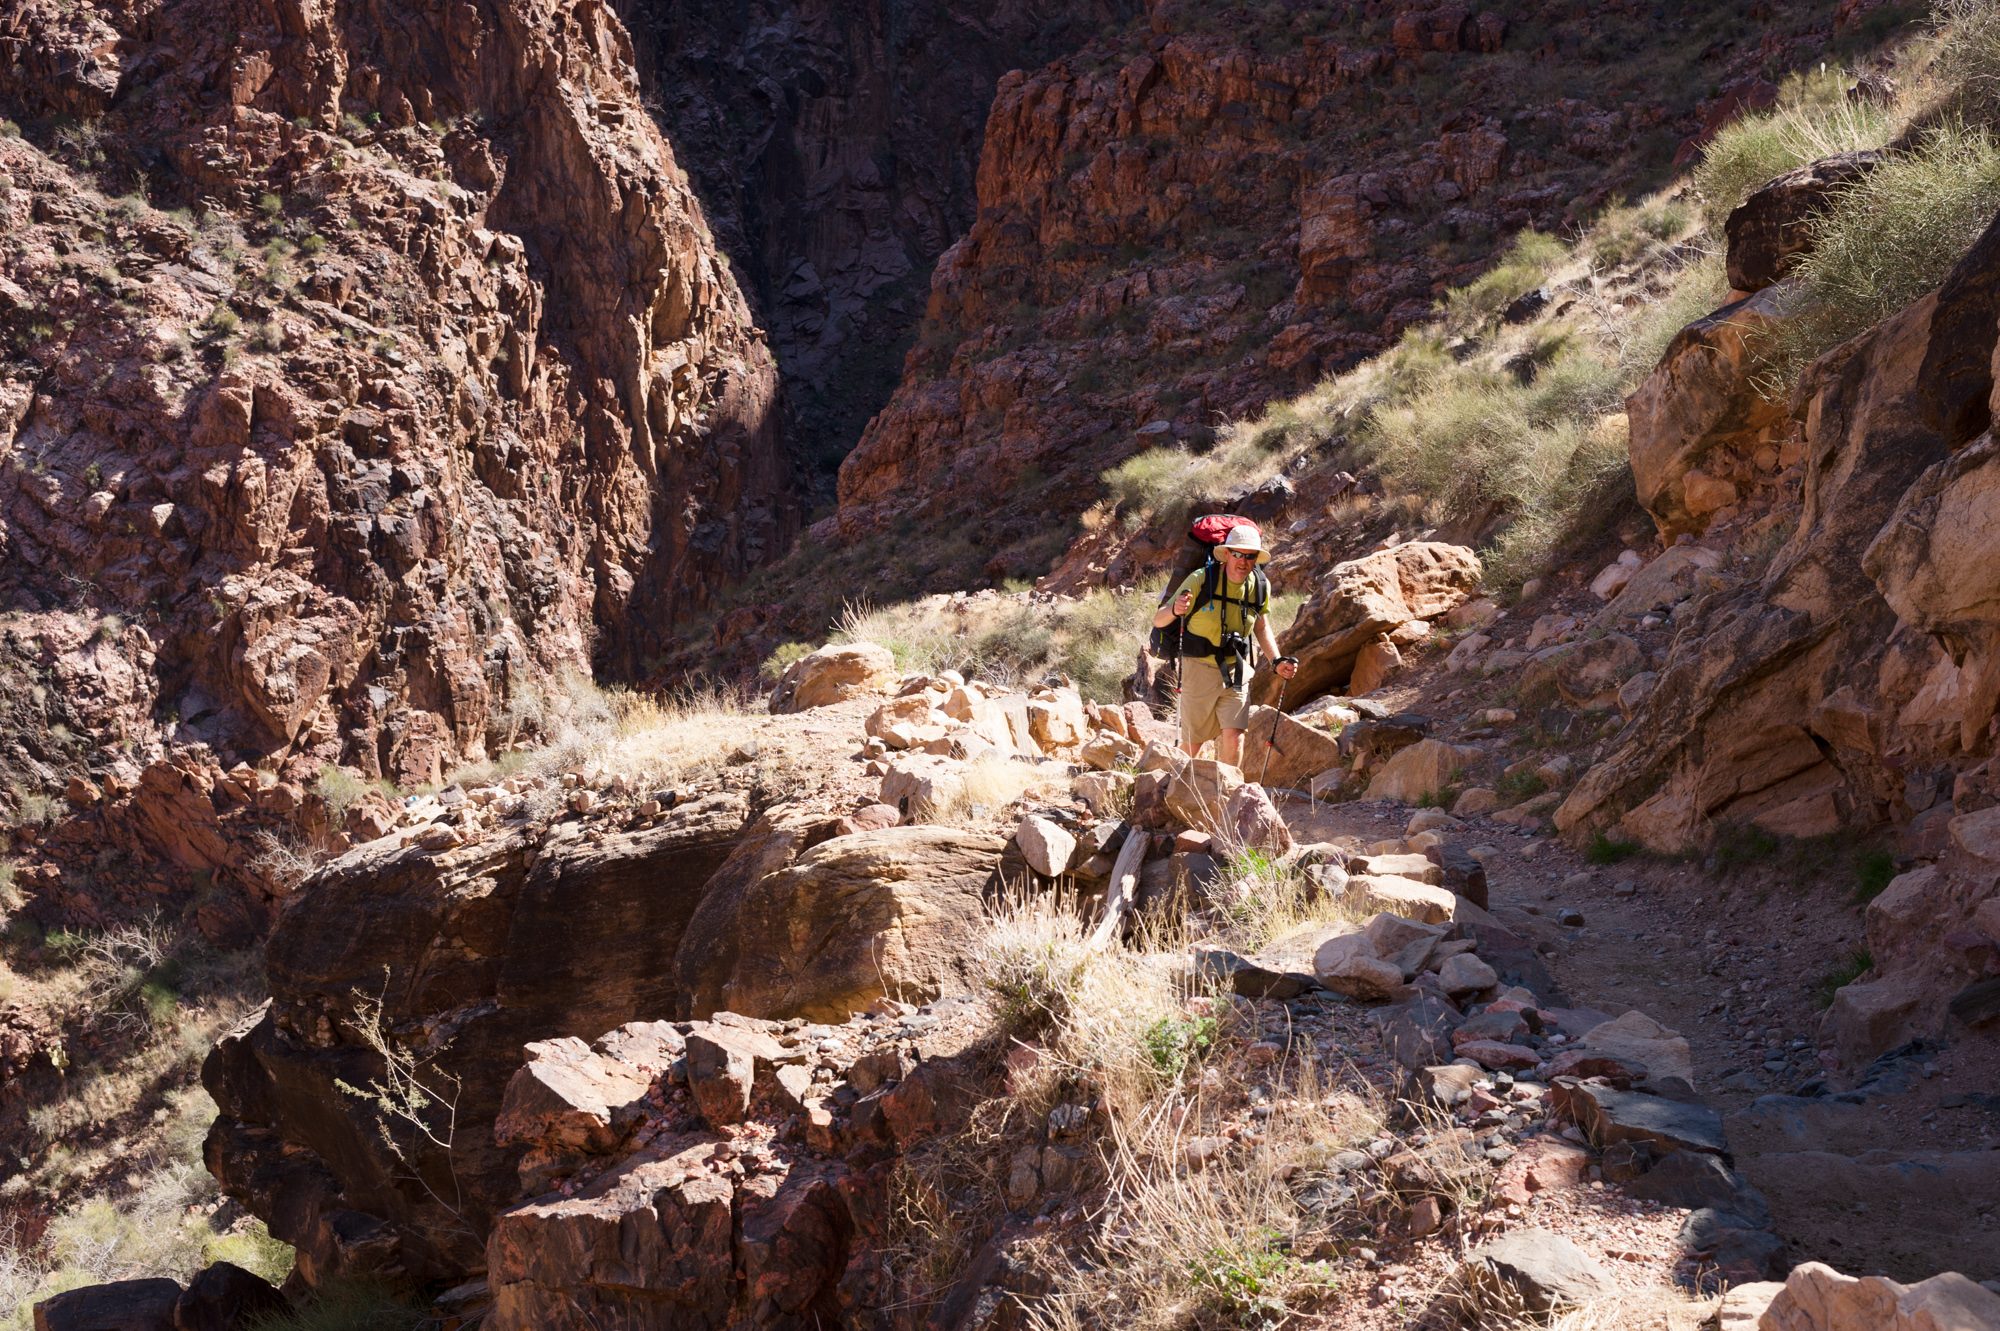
[
  {"x1": 1441, "y1": 229, "x2": 1568, "y2": 327},
  {"x1": 1618, "y1": 248, "x2": 1730, "y2": 383},
  {"x1": 837, "y1": 589, "x2": 1156, "y2": 704},
  {"x1": 1587, "y1": 196, "x2": 1695, "y2": 269},
  {"x1": 311, "y1": 765, "x2": 371, "y2": 819},
  {"x1": 1692, "y1": 70, "x2": 1892, "y2": 234},
  {"x1": 242, "y1": 1282, "x2": 428, "y2": 1331},
  {"x1": 1759, "y1": 120, "x2": 2000, "y2": 394}
]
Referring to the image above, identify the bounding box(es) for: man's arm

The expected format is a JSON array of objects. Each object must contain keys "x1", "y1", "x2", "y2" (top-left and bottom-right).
[
  {"x1": 1257, "y1": 611, "x2": 1299, "y2": 678},
  {"x1": 1152, "y1": 573, "x2": 1196, "y2": 629}
]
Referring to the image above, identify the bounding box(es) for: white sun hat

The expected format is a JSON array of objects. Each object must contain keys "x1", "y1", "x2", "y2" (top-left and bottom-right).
[{"x1": 1218, "y1": 525, "x2": 1269, "y2": 565}]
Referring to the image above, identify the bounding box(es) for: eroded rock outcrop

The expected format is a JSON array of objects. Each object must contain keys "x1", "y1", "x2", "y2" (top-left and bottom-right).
[
  {"x1": 1274, "y1": 542, "x2": 1482, "y2": 704},
  {"x1": 1560, "y1": 204, "x2": 2000, "y2": 853},
  {"x1": 0, "y1": 0, "x2": 792, "y2": 811},
  {"x1": 203, "y1": 792, "x2": 758, "y2": 1281}
]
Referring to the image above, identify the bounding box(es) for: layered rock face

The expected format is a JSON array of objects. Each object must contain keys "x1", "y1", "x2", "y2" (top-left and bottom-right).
[
  {"x1": 1557, "y1": 192, "x2": 2000, "y2": 1065},
  {"x1": 0, "y1": 0, "x2": 791, "y2": 803},
  {"x1": 618, "y1": 0, "x2": 1138, "y2": 480},
  {"x1": 823, "y1": 0, "x2": 1856, "y2": 584}
]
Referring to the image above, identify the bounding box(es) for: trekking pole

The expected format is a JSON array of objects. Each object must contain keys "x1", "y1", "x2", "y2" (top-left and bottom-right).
[{"x1": 1258, "y1": 666, "x2": 1290, "y2": 787}]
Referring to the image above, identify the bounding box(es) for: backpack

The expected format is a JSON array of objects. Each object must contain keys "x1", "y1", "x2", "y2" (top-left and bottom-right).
[{"x1": 1148, "y1": 515, "x2": 1270, "y2": 661}]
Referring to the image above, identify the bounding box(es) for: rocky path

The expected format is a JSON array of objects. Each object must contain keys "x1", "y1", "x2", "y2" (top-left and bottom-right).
[{"x1": 1282, "y1": 793, "x2": 2000, "y2": 1289}]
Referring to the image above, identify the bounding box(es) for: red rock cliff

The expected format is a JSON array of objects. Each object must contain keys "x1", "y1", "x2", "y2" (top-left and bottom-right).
[{"x1": 0, "y1": 0, "x2": 792, "y2": 795}]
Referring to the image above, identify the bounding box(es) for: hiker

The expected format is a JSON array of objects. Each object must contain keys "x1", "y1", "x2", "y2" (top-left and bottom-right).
[{"x1": 1150, "y1": 524, "x2": 1298, "y2": 766}]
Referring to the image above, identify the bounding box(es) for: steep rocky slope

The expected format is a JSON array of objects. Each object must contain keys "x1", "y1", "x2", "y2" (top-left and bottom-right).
[
  {"x1": 0, "y1": 0, "x2": 791, "y2": 812},
  {"x1": 617, "y1": 0, "x2": 1139, "y2": 482},
  {"x1": 808, "y1": 0, "x2": 1888, "y2": 600}
]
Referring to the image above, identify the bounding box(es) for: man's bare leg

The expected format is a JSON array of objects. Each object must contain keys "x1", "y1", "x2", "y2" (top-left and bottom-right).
[{"x1": 1218, "y1": 727, "x2": 1244, "y2": 767}]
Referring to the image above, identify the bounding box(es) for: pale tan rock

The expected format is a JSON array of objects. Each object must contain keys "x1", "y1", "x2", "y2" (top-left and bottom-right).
[
  {"x1": 1314, "y1": 935, "x2": 1405, "y2": 998},
  {"x1": 1224, "y1": 782, "x2": 1292, "y2": 856},
  {"x1": 1164, "y1": 759, "x2": 1243, "y2": 835},
  {"x1": 878, "y1": 754, "x2": 967, "y2": 820},
  {"x1": 1453, "y1": 787, "x2": 1500, "y2": 817},
  {"x1": 1682, "y1": 467, "x2": 1740, "y2": 516},
  {"x1": 1275, "y1": 542, "x2": 1482, "y2": 703},
  {"x1": 1072, "y1": 770, "x2": 1134, "y2": 818},
  {"x1": 1078, "y1": 730, "x2": 1142, "y2": 772},
  {"x1": 1365, "y1": 738, "x2": 1476, "y2": 803},
  {"x1": 1350, "y1": 852, "x2": 1440, "y2": 883},
  {"x1": 771, "y1": 642, "x2": 899, "y2": 713},
  {"x1": 866, "y1": 694, "x2": 938, "y2": 741},
  {"x1": 1351, "y1": 874, "x2": 1460, "y2": 925},
  {"x1": 1718, "y1": 1282, "x2": 1785, "y2": 1331},
  {"x1": 1577, "y1": 1011, "x2": 1694, "y2": 1085},
  {"x1": 1349, "y1": 636, "x2": 1401, "y2": 694},
  {"x1": 1239, "y1": 706, "x2": 1343, "y2": 789},
  {"x1": 1758, "y1": 1260, "x2": 2000, "y2": 1331},
  {"x1": 1026, "y1": 690, "x2": 1088, "y2": 751},
  {"x1": 1015, "y1": 814, "x2": 1077, "y2": 878}
]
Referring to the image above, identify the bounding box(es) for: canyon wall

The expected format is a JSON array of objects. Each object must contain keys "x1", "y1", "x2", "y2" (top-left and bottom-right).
[
  {"x1": 0, "y1": 0, "x2": 792, "y2": 806},
  {"x1": 618, "y1": 0, "x2": 1140, "y2": 484}
]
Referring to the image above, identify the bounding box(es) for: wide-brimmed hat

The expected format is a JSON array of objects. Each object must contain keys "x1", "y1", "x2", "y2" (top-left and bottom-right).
[{"x1": 1219, "y1": 526, "x2": 1269, "y2": 564}]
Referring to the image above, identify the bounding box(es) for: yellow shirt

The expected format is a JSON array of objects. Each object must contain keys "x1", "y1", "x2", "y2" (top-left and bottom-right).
[{"x1": 1173, "y1": 567, "x2": 1264, "y2": 649}]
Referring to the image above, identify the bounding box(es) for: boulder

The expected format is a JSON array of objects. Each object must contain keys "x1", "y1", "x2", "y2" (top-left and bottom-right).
[
  {"x1": 172, "y1": 1263, "x2": 289, "y2": 1331},
  {"x1": 1273, "y1": 543, "x2": 1482, "y2": 704},
  {"x1": 1026, "y1": 691, "x2": 1088, "y2": 751},
  {"x1": 1164, "y1": 759, "x2": 1243, "y2": 835},
  {"x1": 1072, "y1": 770, "x2": 1134, "y2": 818},
  {"x1": 1599, "y1": 545, "x2": 1723, "y2": 621},
  {"x1": 1452, "y1": 787, "x2": 1500, "y2": 817},
  {"x1": 674, "y1": 825, "x2": 1004, "y2": 1023},
  {"x1": 1014, "y1": 814, "x2": 1077, "y2": 878},
  {"x1": 877, "y1": 754, "x2": 967, "y2": 821},
  {"x1": 1454, "y1": 1231, "x2": 1616, "y2": 1317},
  {"x1": 1436, "y1": 952, "x2": 1497, "y2": 996},
  {"x1": 203, "y1": 793, "x2": 756, "y2": 1282},
  {"x1": 1373, "y1": 995, "x2": 1463, "y2": 1070},
  {"x1": 1725, "y1": 151, "x2": 1883, "y2": 292},
  {"x1": 1349, "y1": 636, "x2": 1401, "y2": 694},
  {"x1": 34, "y1": 1281, "x2": 182, "y2": 1331},
  {"x1": 1365, "y1": 739, "x2": 1476, "y2": 803},
  {"x1": 1312, "y1": 939, "x2": 1405, "y2": 999},
  {"x1": 1224, "y1": 783, "x2": 1293, "y2": 856},
  {"x1": 495, "y1": 1036, "x2": 660, "y2": 1159},
  {"x1": 1551, "y1": 1081, "x2": 1726, "y2": 1156},
  {"x1": 1078, "y1": 730, "x2": 1142, "y2": 772},
  {"x1": 864, "y1": 694, "x2": 938, "y2": 745},
  {"x1": 1576, "y1": 1011, "x2": 1694, "y2": 1086},
  {"x1": 769, "y1": 642, "x2": 898, "y2": 713},
  {"x1": 1624, "y1": 283, "x2": 1792, "y2": 536},
  {"x1": 1239, "y1": 706, "x2": 1343, "y2": 789},
  {"x1": 1350, "y1": 874, "x2": 1461, "y2": 925}
]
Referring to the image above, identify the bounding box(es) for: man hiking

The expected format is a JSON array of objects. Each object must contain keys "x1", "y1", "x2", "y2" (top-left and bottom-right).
[{"x1": 1151, "y1": 525, "x2": 1298, "y2": 766}]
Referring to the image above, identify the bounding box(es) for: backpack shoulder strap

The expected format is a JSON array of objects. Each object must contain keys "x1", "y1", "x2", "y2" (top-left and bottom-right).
[
  {"x1": 1191, "y1": 560, "x2": 1221, "y2": 616},
  {"x1": 1253, "y1": 569, "x2": 1269, "y2": 615}
]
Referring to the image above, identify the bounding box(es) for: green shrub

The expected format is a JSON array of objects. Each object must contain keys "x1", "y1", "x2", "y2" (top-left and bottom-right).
[
  {"x1": 1102, "y1": 447, "x2": 1197, "y2": 523},
  {"x1": 1141, "y1": 1013, "x2": 1217, "y2": 1082},
  {"x1": 1585, "y1": 832, "x2": 1641, "y2": 865},
  {"x1": 1852, "y1": 847, "x2": 1899, "y2": 902},
  {"x1": 759, "y1": 640, "x2": 815, "y2": 682},
  {"x1": 312, "y1": 765, "x2": 369, "y2": 818},
  {"x1": 1587, "y1": 197, "x2": 1695, "y2": 268},
  {"x1": 1813, "y1": 947, "x2": 1873, "y2": 1008},
  {"x1": 1692, "y1": 71, "x2": 1891, "y2": 234},
  {"x1": 1441, "y1": 229, "x2": 1568, "y2": 328},
  {"x1": 1619, "y1": 249, "x2": 1730, "y2": 383},
  {"x1": 1759, "y1": 122, "x2": 2000, "y2": 395},
  {"x1": 243, "y1": 1282, "x2": 428, "y2": 1331}
]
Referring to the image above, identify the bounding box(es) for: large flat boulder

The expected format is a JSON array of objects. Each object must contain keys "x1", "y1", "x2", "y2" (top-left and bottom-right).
[
  {"x1": 675, "y1": 824, "x2": 1004, "y2": 1024},
  {"x1": 1551, "y1": 1080, "x2": 1726, "y2": 1157},
  {"x1": 769, "y1": 642, "x2": 898, "y2": 713},
  {"x1": 1240, "y1": 706, "x2": 1343, "y2": 789},
  {"x1": 34, "y1": 1280, "x2": 181, "y2": 1331},
  {"x1": 202, "y1": 793, "x2": 755, "y2": 1283},
  {"x1": 1759, "y1": 1260, "x2": 2000, "y2": 1331},
  {"x1": 1273, "y1": 543, "x2": 1481, "y2": 704},
  {"x1": 1365, "y1": 738, "x2": 1477, "y2": 804}
]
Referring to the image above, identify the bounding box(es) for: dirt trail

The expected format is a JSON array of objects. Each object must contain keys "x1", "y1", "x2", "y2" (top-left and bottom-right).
[{"x1": 1285, "y1": 793, "x2": 2000, "y2": 1284}]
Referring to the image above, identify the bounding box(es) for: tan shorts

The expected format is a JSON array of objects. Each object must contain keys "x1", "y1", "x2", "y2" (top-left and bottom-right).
[{"x1": 1179, "y1": 656, "x2": 1251, "y2": 753}]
